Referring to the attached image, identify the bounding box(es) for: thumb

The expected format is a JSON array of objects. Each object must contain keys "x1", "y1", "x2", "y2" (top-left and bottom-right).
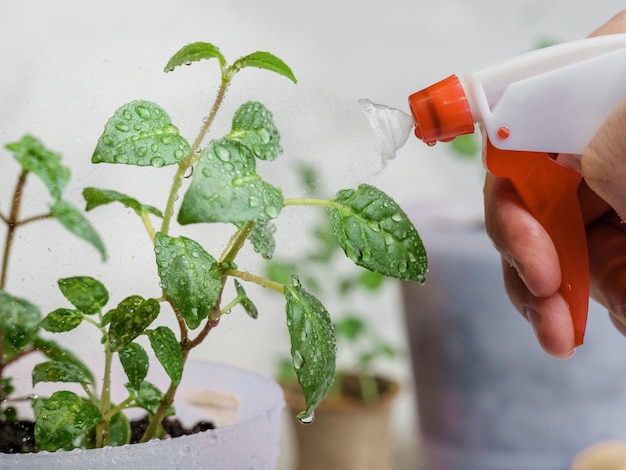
[{"x1": 581, "y1": 98, "x2": 626, "y2": 221}]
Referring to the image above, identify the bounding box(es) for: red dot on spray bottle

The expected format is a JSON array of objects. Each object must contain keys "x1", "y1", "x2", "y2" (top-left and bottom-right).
[{"x1": 497, "y1": 126, "x2": 510, "y2": 139}]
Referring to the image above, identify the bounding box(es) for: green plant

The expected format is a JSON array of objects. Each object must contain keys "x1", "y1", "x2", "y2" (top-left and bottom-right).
[
  {"x1": 271, "y1": 163, "x2": 401, "y2": 404},
  {"x1": 0, "y1": 41, "x2": 427, "y2": 452}
]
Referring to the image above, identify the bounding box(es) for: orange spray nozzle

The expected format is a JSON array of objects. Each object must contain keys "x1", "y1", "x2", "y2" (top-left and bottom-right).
[{"x1": 408, "y1": 75, "x2": 474, "y2": 144}]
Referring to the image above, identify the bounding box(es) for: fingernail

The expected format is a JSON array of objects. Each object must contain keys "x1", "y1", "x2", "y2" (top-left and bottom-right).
[{"x1": 560, "y1": 348, "x2": 577, "y2": 360}]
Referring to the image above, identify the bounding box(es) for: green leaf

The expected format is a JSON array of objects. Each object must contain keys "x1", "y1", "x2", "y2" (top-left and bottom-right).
[
  {"x1": 178, "y1": 138, "x2": 283, "y2": 225},
  {"x1": 33, "y1": 337, "x2": 95, "y2": 384},
  {"x1": 108, "y1": 296, "x2": 160, "y2": 352},
  {"x1": 50, "y1": 199, "x2": 106, "y2": 260},
  {"x1": 334, "y1": 316, "x2": 365, "y2": 342},
  {"x1": 5, "y1": 135, "x2": 70, "y2": 200},
  {"x1": 125, "y1": 381, "x2": 174, "y2": 417},
  {"x1": 154, "y1": 232, "x2": 222, "y2": 329},
  {"x1": 40, "y1": 308, "x2": 84, "y2": 333},
  {"x1": 119, "y1": 342, "x2": 149, "y2": 390},
  {"x1": 358, "y1": 270, "x2": 386, "y2": 291},
  {"x1": 164, "y1": 41, "x2": 226, "y2": 72},
  {"x1": 32, "y1": 360, "x2": 92, "y2": 386},
  {"x1": 449, "y1": 133, "x2": 480, "y2": 158},
  {"x1": 245, "y1": 220, "x2": 276, "y2": 259},
  {"x1": 234, "y1": 280, "x2": 258, "y2": 319},
  {"x1": 147, "y1": 326, "x2": 183, "y2": 386},
  {"x1": 57, "y1": 276, "x2": 109, "y2": 315},
  {"x1": 0, "y1": 290, "x2": 41, "y2": 359},
  {"x1": 329, "y1": 184, "x2": 427, "y2": 282},
  {"x1": 265, "y1": 260, "x2": 295, "y2": 285},
  {"x1": 92, "y1": 100, "x2": 190, "y2": 167},
  {"x1": 33, "y1": 391, "x2": 101, "y2": 452},
  {"x1": 83, "y1": 187, "x2": 163, "y2": 218},
  {"x1": 229, "y1": 101, "x2": 282, "y2": 161},
  {"x1": 230, "y1": 51, "x2": 297, "y2": 84},
  {"x1": 109, "y1": 411, "x2": 131, "y2": 447},
  {"x1": 284, "y1": 278, "x2": 336, "y2": 421}
]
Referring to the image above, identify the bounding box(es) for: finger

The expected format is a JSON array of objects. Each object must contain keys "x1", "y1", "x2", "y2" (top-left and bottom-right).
[
  {"x1": 581, "y1": 99, "x2": 626, "y2": 222},
  {"x1": 582, "y1": 11, "x2": 626, "y2": 218},
  {"x1": 589, "y1": 10, "x2": 626, "y2": 37},
  {"x1": 501, "y1": 257, "x2": 575, "y2": 358},
  {"x1": 484, "y1": 174, "x2": 561, "y2": 297}
]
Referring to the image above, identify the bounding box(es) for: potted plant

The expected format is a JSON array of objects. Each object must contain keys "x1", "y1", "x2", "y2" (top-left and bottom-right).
[
  {"x1": 0, "y1": 40, "x2": 427, "y2": 468},
  {"x1": 268, "y1": 164, "x2": 402, "y2": 470}
]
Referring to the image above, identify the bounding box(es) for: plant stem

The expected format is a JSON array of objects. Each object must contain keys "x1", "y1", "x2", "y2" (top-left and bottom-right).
[
  {"x1": 283, "y1": 197, "x2": 334, "y2": 208},
  {"x1": 139, "y1": 351, "x2": 189, "y2": 443},
  {"x1": 226, "y1": 269, "x2": 285, "y2": 294},
  {"x1": 95, "y1": 340, "x2": 114, "y2": 447},
  {"x1": 219, "y1": 222, "x2": 254, "y2": 264},
  {"x1": 160, "y1": 78, "x2": 230, "y2": 235},
  {"x1": 1, "y1": 169, "x2": 28, "y2": 290}
]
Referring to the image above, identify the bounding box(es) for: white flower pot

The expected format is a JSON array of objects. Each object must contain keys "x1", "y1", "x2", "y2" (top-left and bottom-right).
[{"x1": 0, "y1": 360, "x2": 284, "y2": 469}]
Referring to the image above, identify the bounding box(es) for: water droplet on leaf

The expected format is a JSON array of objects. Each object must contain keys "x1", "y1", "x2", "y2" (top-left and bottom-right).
[
  {"x1": 292, "y1": 350, "x2": 304, "y2": 370},
  {"x1": 115, "y1": 122, "x2": 130, "y2": 132},
  {"x1": 297, "y1": 410, "x2": 315, "y2": 425}
]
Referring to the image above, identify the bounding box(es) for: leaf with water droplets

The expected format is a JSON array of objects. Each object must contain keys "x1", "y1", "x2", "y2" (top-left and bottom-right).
[
  {"x1": 329, "y1": 184, "x2": 427, "y2": 282},
  {"x1": 83, "y1": 187, "x2": 163, "y2": 218},
  {"x1": 284, "y1": 280, "x2": 336, "y2": 420},
  {"x1": 108, "y1": 296, "x2": 160, "y2": 352},
  {"x1": 154, "y1": 232, "x2": 222, "y2": 329},
  {"x1": 229, "y1": 101, "x2": 282, "y2": 161},
  {"x1": 234, "y1": 280, "x2": 258, "y2": 319},
  {"x1": 40, "y1": 308, "x2": 84, "y2": 333},
  {"x1": 119, "y1": 342, "x2": 149, "y2": 391},
  {"x1": 57, "y1": 276, "x2": 109, "y2": 315},
  {"x1": 33, "y1": 337, "x2": 95, "y2": 384},
  {"x1": 230, "y1": 51, "x2": 297, "y2": 84},
  {"x1": 163, "y1": 42, "x2": 226, "y2": 72},
  {"x1": 5, "y1": 134, "x2": 70, "y2": 200},
  {"x1": 33, "y1": 391, "x2": 101, "y2": 452},
  {"x1": 147, "y1": 326, "x2": 183, "y2": 386},
  {"x1": 125, "y1": 381, "x2": 174, "y2": 417},
  {"x1": 0, "y1": 290, "x2": 41, "y2": 359},
  {"x1": 92, "y1": 100, "x2": 190, "y2": 167},
  {"x1": 32, "y1": 360, "x2": 92, "y2": 386},
  {"x1": 50, "y1": 199, "x2": 106, "y2": 261},
  {"x1": 240, "y1": 220, "x2": 276, "y2": 259},
  {"x1": 178, "y1": 138, "x2": 283, "y2": 225}
]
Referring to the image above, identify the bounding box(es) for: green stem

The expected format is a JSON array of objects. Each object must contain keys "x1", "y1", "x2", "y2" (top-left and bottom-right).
[
  {"x1": 219, "y1": 222, "x2": 254, "y2": 264},
  {"x1": 140, "y1": 211, "x2": 157, "y2": 244},
  {"x1": 103, "y1": 396, "x2": 134, "y2": 420},
  {"x1": 283, "y1": 197, "x2": 334, "y2": 208},
  {"x1": 139, "y1": 351, "x2": 189, "y2": 443},
  {"x1": 161, "y1": 77, "x2": 231, "y2": 235},
  {"x1": 358, "y1": 372, "x2": 380, "y2": 405},
  {"x1": 95, "y1": 340, "x2": 114, "y2": 447},
  {"x1": 226, "y1": 268, "x2": 285, "y2": 294},
  {"x1": 1, "y1": 169, "x2": 28, "y2": 290}
]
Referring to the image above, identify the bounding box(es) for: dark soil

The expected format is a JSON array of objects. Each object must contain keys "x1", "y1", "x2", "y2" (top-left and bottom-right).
[{"x1": 0, "y1": 416, "x2": 215, "y2": 454}]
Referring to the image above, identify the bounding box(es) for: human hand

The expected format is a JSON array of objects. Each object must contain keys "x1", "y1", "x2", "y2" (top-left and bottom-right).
[{"x1": 484, "y1": 10, "x2": 626, "y2": 359}]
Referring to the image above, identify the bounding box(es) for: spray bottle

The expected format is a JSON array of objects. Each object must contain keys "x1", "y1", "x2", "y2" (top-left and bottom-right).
[{"x1": 407, "y1": 33, "x2": 626, "y2": 346}]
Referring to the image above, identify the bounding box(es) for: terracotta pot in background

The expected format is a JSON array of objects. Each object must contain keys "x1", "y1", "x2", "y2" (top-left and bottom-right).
[{"x1": 282, "y1": 374, "x2": 399, "y2": 470}]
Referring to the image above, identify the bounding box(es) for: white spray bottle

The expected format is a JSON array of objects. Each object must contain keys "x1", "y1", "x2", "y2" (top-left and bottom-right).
[{"x1": 408, "y1": 33, "x2": 626, "y2": 345}]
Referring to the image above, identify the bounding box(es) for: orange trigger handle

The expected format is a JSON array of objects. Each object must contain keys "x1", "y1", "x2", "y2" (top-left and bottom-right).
[{"x1": 484, "y1": 140, "x2": 589, "y2": 345}]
